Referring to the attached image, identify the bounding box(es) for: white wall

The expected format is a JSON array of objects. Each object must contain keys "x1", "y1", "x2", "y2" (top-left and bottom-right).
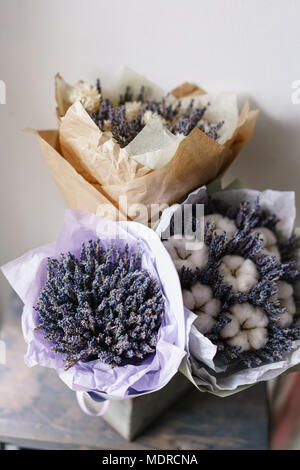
[{"x1": 1, "y1": 0, "x2": 300, "y2": 312}]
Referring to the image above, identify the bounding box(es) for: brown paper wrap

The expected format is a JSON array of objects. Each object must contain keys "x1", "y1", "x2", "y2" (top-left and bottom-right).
[{"x1": 35, "y1": 83, "x2": 259, "y2": 225}]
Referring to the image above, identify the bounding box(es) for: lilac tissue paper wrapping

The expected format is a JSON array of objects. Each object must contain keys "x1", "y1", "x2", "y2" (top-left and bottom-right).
[{"x1": 1, "y1": 209, "x2": 186, "y2": 400}]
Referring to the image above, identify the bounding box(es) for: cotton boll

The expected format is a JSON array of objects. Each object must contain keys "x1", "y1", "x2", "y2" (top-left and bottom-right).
[
  {"x1": 219, "y1": 255, "x2": 259, "y2": 293},
  {"x1": 281, "y1": 297, "x2": 296, "y2": 315},
  {"x1": 189, "y1": 243, "x2": 209, "y2": 271},
  {"x1": 248, "y1": 328, "x2": 269, "y2": 350},
  {"x1": 277, "y1": 280, "x2": 294, "y2": 299},
  {"x1": 271, "y1": 281, "x2": 296, "y2": 327},
  {"x1": 230, "y1": 303, "x2": 268, "y2": 329},
  {"x1": 220, "y1": 313, "x2": 240, "y2": 339},
  {"x1": 220, "y1": 303, "x2": 269, "y2": 351},
  {"x1": 183, "y1": 282, "x2": 221, "y2": 334},
  {"x1": 69, "y1": 82, "x2": 101, "y2": 113},
  {"x1": 163, "y1": 236, "x2": 208, "y2": 272},
  {"x1": 190, "y1": 282, "x2": 212, "y2": 307},
  {"x1": 238, "y1": 259, "x2": 259, "y2": 278},
  {"x1": 203, "y1": 298, "x2": 222, "y2": 316},
  {"x1": 204, "y1": 214, "x2": 237, "y2": 239},
  {"x1": 226, "y1": 331, "x2": 250, "y2": 351},
  {"x1": 194, "y1": 314, "x2": 216, "y2": 335},
  {"x1": 277, "y1": 311, "x2": 295, "y2": 328},
  {"x1": 236, "y1": 273, "x2": 258, "y2": 292},
  {"x1": 251, "y1": 227, "x2": 281, "y2": 262},
  {"x1": 182, "y1": 289, "x2": 196, "y2": 310},
  {"x1": 163, "y1": 236, "x2": 194, "y2": 271},
  {"x1": 125, "y1": 101, "x2": 142, "y2": 120}
]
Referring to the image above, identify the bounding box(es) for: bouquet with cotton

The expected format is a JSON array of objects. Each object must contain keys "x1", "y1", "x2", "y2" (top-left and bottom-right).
[
  {"x1": 56, "y1": 72, "x2": 226, "y2": 147},
  {"x1": 31, "y1": 67, "x2": 258, "y2": 225},
  {"x1": 1, "y1": 210, "x2": 186, "y2": 400},
  {"x1": 157, "y1": 182, "x2": 300, "y2": 395}
]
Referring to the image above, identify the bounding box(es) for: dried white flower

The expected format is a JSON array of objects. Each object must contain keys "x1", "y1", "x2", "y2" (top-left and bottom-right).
[
  {"x1": 183, "y1": 282, "x2": 221, "y2": 334},
  {"x1": 163, "y1": 235, "x2": 209, "y2": 272},
  {"x1": 204, "y1": 213, "x2": 237, "y2": 239},
  {"x1": 251, "y1": 227, "x2": 281, "y2": 261},
  {"x1": 69, "y1": 81, "x2": 101, "y2": 113},
  {"x1": 271, "y1": 280, "x2": 296, "y2": 327},
  {"x1": 125, "y1": 101, "x2": 142, "y2": 120},
  {"x1": 220, "y1": 303, "x2": 269, "y2": 351},
  {"x1": 219, "y1": 255, "x2": 259, "y2": 293},
  {"x1": 103, "y1": 119, "x2": 111, "y2": 131},
  {"x1": 142, "y1": 110, "x2": 167, "y2": 126}
]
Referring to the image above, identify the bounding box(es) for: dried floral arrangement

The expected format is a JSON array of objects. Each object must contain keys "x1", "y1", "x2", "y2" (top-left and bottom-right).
[
  {"x1": 158, "y1": 184, "x2": 300, "y2": 394},
  {"x1": 2, "y1": 210, "x2": 186, "y2": 400},
  {"x1": 35, "y1": 241, "x2": 164, "y2": 370},
  {"x1": 65, "y1": 78, "x2": 224, "y2": 147},
  {"x1": 38, "y1": 68, "x2": 259, "y2": 224},
  {"x1": 165, "y1": 199, "x2": 300, "y2": 367}
]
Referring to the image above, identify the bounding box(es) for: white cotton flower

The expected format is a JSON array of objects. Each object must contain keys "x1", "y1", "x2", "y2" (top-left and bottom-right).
[
  {"x1": 142, "y1": 110, "x2": 167, "y2": 126},
  {"x1": 183, "y1": 282, "x2": 221, "y2": 334},
  {"x1": 69, "y1": 81, "x2": 101, "y2": 113},
  {"x1": 219, "y1": 255, "x2": 259, "y2": 293},
  {"x1": 220, "y1": 303, "x2": 269, "y2": 351},
  {"x1": 204, "y1": 213, "x2": 237, "y2": 240},
  {"x1": 251, "y1": 227, "x2": 281, "y2": 261},
  {"x1": 163, "y1": 235, "x2": 209, "y2": 272},
  {"x1": 270, "y1": 280, "x2": 296, "y2": 327},
  {"x1": 125, "y1": 101, "x2": 142, "y2": 120}
]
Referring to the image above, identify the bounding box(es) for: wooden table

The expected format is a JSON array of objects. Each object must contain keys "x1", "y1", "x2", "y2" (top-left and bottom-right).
[{"x1": 0, "y1": 294, "x2": 269, "y2": 450}]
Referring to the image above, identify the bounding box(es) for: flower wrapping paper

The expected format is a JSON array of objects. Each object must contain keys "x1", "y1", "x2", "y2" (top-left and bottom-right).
[
  {"x1": 1, "y1": 209, "x2": 186, "y2": 400},
  {"x1": 156, "y1": 180, "x2": 300, "y2": 396},
  {"x1": 30, "y1": 68, "x2": 259, "y2": 225}
]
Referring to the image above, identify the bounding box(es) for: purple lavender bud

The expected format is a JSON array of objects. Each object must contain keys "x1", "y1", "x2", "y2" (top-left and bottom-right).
[{"x1": 35, "y1": 241, "x2": 165, "y2": 370}]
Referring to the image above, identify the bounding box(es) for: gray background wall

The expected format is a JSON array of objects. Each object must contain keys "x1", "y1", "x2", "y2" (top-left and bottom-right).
[{"x1": 1, "y1": 0, "x2": 300, "y2": 313}]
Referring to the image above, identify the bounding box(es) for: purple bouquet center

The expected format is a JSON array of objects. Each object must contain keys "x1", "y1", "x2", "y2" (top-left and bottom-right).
[
  {"x1": 34, "y1": 240, "x2": 165, "y2": 370},
  {"x1": 92, "y1": 82, "x2": 224, "y2": 147}
]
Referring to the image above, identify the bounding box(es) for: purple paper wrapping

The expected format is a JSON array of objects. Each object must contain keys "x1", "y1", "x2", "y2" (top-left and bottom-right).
[{"x1": 2, "y1": 209, "x2": 186, "y2": 400}]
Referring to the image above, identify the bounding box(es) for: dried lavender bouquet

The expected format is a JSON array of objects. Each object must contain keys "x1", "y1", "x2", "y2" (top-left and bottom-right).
[
  {"x1": 157, "y1": 182, "x2": 300, "y2": 395},
  {"x1": 34, "y1": 67, "x2": 259, "y2": 224},
  {"x1": 2, "y1": 210, "x2": 186, "y2": 400},
  {"x1": 56, "y1": 69, "x2": 226, "y2": 152}
]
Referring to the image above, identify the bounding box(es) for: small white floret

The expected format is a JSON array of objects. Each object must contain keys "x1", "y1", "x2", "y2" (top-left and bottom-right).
[
  {"x1": 69, "y1": 82, "x2": 101, "y2": 113},
  {"x1": 142, "y1": 110, "x2": 167, "y2": 126},
  {"x1": 125, "y1": 101, "x2": 142, "y2": 120}
]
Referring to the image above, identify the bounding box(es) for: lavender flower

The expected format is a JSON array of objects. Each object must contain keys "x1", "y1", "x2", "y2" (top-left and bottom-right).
[
  {"x1": 89, "y1": 77, "x2": 224, "y2": 147},
  {"x1": 34, "y1": 240, "x2": 164, "y2": 370}
]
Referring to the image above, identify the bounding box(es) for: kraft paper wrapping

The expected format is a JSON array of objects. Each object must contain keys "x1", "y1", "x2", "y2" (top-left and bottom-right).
[{"x1": 35, "y1": 82, "x2": 259, "y2": 225}]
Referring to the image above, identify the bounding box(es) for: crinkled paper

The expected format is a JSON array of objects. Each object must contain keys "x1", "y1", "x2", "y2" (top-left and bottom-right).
[
  {"x1": 35, "y1": 69, "x2": 259, "y2": 225},
  {"x1": 1, "y1": 210, "x2": 186, "y2": 400}
]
